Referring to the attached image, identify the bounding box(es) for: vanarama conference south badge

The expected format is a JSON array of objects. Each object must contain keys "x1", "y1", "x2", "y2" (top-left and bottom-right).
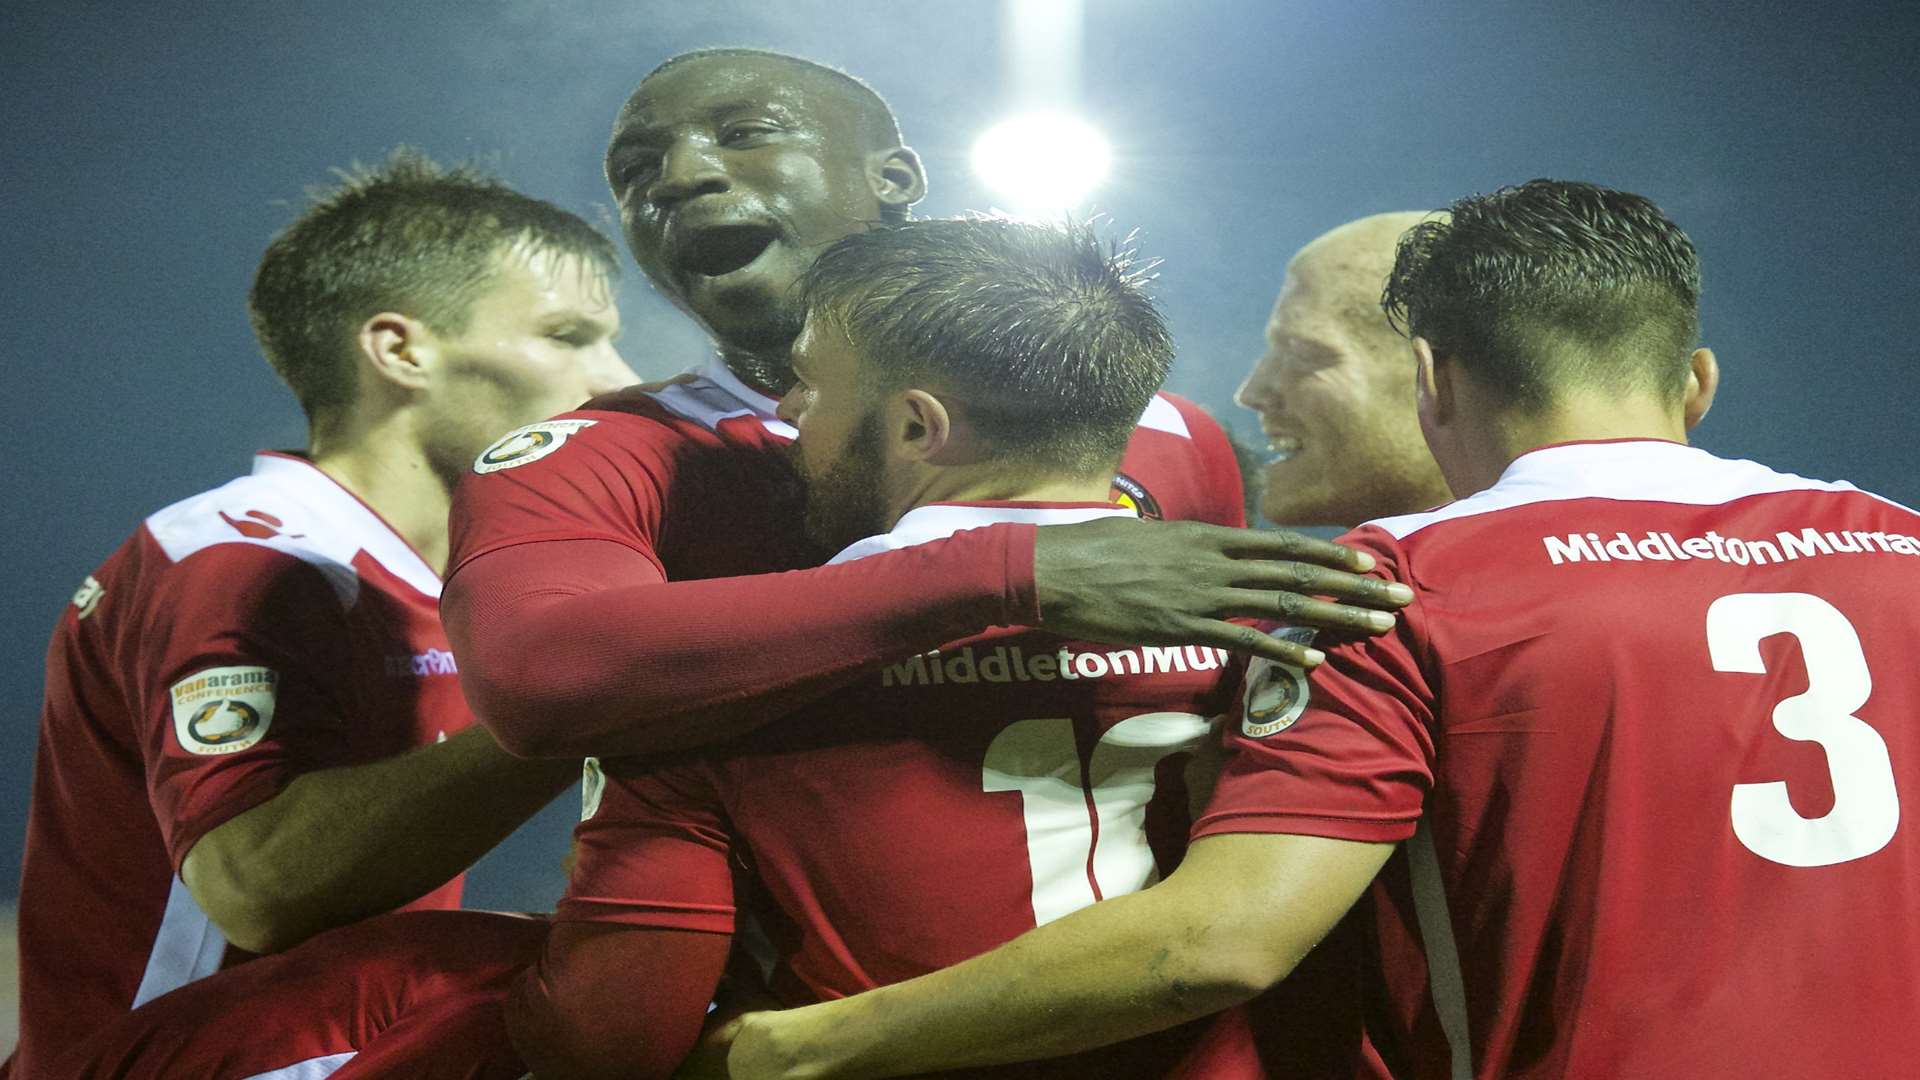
[{"x1": 474, "y1": 419, "x2": 599, "y2": 474}]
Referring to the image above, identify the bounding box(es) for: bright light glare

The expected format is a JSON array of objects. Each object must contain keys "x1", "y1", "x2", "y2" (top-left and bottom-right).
[{"x1": 971, "y1": 113, "x2": 1112, "y2": 214}]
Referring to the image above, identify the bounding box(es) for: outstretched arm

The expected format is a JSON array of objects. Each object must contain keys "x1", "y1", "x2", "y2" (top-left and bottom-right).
[
  {"x1": 181, "y1": 725, "x2": 574, "y2": 955},
  {"x1": 447, "y1": 520, "x2": 1410, "y2": 759},
  {"x1": 720, "y1": 832, "x2": 1394, "y2": 1079}
]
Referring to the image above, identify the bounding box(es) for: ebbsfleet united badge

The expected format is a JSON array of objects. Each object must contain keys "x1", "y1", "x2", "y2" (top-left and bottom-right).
[
  {"x1": 1109, "y1": 472, "x2": 1162, "y2": 520},
  {"x1": 474, "y1": 419, "x2": 598, "y2": 474},
  {"x1": 1241, "y1": 627, "x2": 1317, "y2": 738},
  {"x1": 170, "y1": 666, "x2": 277, "y2": 755}
]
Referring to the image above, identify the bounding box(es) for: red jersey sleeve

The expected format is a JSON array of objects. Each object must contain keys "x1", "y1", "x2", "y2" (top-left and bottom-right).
[
  {"x1": 1165, "y1": 393, "x2": 1249, "y2": 529},
  {"x1": 555, "y1": 757, "x2": 738, "y2": 935},
  {"x1": 447, "y1": 412, "x2": 670, "y2": 576},
  {"x1": 1194, "y1": 526, "x2": 1434, "y2": 844},
  {"x1": 443, "y1": 408, "x2": 1038, "y2": 759},
  {"x1": 137, "y1": 544, "x2": 362, "y2": 869}
]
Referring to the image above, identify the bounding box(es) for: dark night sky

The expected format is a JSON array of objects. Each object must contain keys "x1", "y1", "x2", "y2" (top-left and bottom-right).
[{"x1": 2, "y1": 0, "x2": 1914, "y2": 909}]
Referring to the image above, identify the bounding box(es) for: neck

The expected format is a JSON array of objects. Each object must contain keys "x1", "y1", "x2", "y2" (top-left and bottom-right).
[
  {"x1": 1456, "y1": 393, "x2": 1689, "y2": 496},
  {"x1": 307, "y1": 412, "x2": 455, "y2": 573}
]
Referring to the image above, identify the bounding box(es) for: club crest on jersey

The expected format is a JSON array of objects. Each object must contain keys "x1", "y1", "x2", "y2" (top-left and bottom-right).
[
  {"x1": 473, "y1": 419, "x2": 598, "y2": 474},
  {"x1": 1109, "y1": 472, "x2": 1162, "y2": 520},
  {"x1": 170, "y1": 666, "x2": 277, "y2": 755},
  {"x1": 1241, "y1": 627, "x2": 1316, "y2": 738}
]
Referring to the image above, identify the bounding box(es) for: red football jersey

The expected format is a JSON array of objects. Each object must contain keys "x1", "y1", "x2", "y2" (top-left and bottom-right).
[
  {"x1": 448, "y1": 358, "x2": 1243, "y2": 581},
  {"x1": 46, "y1": 910, "x2": 543, "y2": 1080},
  {"x1": 1197, "y1": 440, "x2": 1920, "y2": 1080},
  {"x1": 441, "y1": 359, "x2": 1246, "y2": 758},
  {"x1": 12, "y1": 453, "x2": 472, "y2": 1077},
  {"x1": 562, "y1": 502, "x2": 1263, "y2": 1077}
]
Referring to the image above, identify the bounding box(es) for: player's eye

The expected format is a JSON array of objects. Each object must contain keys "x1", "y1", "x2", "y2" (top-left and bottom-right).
[
  {"x1": 609, "y1": 155, "x2": 661, "y2": 188},
  {"x1": 721, "y1": 121, "x2": 780, "y2": 147}
]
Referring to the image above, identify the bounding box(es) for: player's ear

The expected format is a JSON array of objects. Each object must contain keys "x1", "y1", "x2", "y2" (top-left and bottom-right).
[
  {"x1": 892, "y1": 388, "x2": 952, "y2": 463},
  {"x1": 356, "y1": 312, "x2": 433, "y2": 393},
  {"x1": 868, "y1": 146, "x2": 927, "y2": 214},
  {"x1": 1413, "y1": 337, "x2": 1452, "y2": 430},
  {"x1": 1682, "y1": 347, "x2": 1718, "y2": 432}
]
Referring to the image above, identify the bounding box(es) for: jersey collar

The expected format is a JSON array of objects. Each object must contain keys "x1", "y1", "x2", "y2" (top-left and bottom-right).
[
  {"x1": 251, "y1": 452, "x2": 443, "y2": 597},
  {"x1": 828, "y1": 502, "x2": 1137, "y2": 565},
  {"x1": 643, "y1": 358, "x2": 797, "y2": 442}
]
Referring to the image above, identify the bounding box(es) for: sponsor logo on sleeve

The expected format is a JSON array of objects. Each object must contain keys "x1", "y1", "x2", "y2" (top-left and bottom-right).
[
  {"x1": 170, "y1": 666, "x2": 277, "y2": 755},
  {"x1": 473, "y1": 419, "x2": 598, "y2": 474},
  {"x1": 71, "y1": 575, "x2": 105, "y2": 619},
  {"x1": 1240, "y1": 627, "x2": 1316, "y2": 738},
  {"x1": 580, "y1": 757, "x2": 605, "y2": 821},
  {"x1": 1108, "y1": 472, "x2": 1163, "y2": 521}
]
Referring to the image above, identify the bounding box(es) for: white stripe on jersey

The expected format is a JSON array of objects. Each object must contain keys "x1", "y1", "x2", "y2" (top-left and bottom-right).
[
  {"x1": 241, "y1": 1051, "x2": 357, "y2": 1080},
  {"x1": 143, "y1": 454, "x2": 442, "y2": 604},
  {"x1": 132, "y1": 875, "x2": 228, "y2": 1007},
  {"x1": 1408, "y1": 820, "x2": 1474, "y2": 1080},
  {"x1": 827, "y1": 504, "x2": 1137, "y2": 565},
  {"x1": 646, "y1": 358, "x2": 798, "y2": 440},
  {"x1": 1136, "y1": 394, "x2": 1190, "y2": 438},
  {"x1": 1369, "y1": 440, "x2": 1910, "y2": 542}
]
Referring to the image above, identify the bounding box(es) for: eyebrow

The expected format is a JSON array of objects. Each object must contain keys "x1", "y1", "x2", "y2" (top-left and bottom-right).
[
  {"x1": 609, "y1": 99, "x2": 803, "y2": 152},
  {"x1": 543, "y1": 312, "x2": 622, "y2": 341}
]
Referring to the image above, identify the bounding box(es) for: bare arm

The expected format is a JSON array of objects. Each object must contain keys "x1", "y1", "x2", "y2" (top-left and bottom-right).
[
  {"x1": 722, "y1": 832, "x2": 1394, "y2": 1079},
  {"x1": 180, "y1": 725, "x2": 574, "y2": 954}
]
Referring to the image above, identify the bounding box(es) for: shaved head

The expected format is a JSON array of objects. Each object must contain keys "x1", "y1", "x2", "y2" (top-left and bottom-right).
[
  {"x1": 1235, "y1": 211, "x2": 1454, "y2": 527},
  {"x1": 1289, "y1": 212, "x2": 1432, "y2": 339},
  {"x1": 637, "y1": 48, "x2": 903, "y2": 152}
]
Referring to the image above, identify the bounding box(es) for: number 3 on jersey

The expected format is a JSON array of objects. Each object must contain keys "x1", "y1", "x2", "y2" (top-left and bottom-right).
[
  {"x1": 1708, "y1": 592, "x2": 1900, "y2": 867},
  {"x1": 983, "y1": 713, "x2": 1215, "y2": 925}
]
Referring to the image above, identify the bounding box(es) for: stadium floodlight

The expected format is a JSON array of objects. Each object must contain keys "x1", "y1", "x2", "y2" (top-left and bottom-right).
[{"x1": 970, "y1": 112, "x2": 1112, "y2": 216}]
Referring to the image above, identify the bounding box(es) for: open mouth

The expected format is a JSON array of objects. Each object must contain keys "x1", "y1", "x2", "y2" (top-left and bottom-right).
[
  {"x1": 680, "y1": 224, "x2": 780, "y2": 278},
  {"x1": 1265, "y1": 435, "x2": 1303, "y2": 464}
]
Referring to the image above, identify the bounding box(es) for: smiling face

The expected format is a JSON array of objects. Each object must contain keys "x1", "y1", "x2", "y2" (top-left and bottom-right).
[
  {"x1": 1234, "y1": 221, "x2": 1451, "y2": 527},
  {"x1": 776, "y1": 312, "x2": 891, "y2": 550},
  {"x1": 606, "y1": 54, "x2": 909, "y2": 381}
]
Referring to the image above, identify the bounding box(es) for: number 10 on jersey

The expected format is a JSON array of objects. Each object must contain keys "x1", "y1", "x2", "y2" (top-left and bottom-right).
[{"x1": 983, "y1": 712, "x2": 1217, "y2": 925}]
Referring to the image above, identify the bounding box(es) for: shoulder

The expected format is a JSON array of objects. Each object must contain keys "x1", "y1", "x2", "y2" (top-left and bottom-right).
[
  {"x1": 141, "y1": 470, "x2": 365, "y2": 608},
  {"x1": 1117, "y1": 393, "x2": 1246, "y2": 526}
]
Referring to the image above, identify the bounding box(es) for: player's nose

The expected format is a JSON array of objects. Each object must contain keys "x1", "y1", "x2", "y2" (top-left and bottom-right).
[
  {"x1": 649, "y1": 138, "x2": 730, "y2": 206},
  {"x1": 1234, "y1": 356, "x2": 1281, "y2": 415}
]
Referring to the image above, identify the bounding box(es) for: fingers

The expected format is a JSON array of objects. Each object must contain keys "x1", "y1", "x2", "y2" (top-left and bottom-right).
[
  {"x1": 1232, "y1": 563, "x2": 1413, "y2": 610},
  {"x1": 1206, "y1": 526, "x2": 1378, "y2": 573},
  {"x1": 1216, "y1": 587, "x2": 1399, "y2": 634},
  {"x1": 1200, "y1": 620, "x2": 1326, "y2": 667}
]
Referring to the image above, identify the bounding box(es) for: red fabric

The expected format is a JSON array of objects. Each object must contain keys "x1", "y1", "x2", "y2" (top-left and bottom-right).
[
  {"x1": 12, "y1": 457, "x2": 472, "y2": 1080},
  {"x1": 45, "y1": 909, "x2": 544, "y2": 1079},
  {"x1": 1198, "y1": 442, "x2": 1920, "y2": 1079},
  {"x1": 446, "y1": 528, "x2": 1034, "y2": 758},
  {"x1": 507, "y1": 920, "x2": 732, "y2": 1080},
  {"x1": 523, "y1": 503, "x2": 1298, "y2": 1077},
  {"x1": 442, "y1": 386, "x2": 1243, "y2": 761},
  {"x1": 1122, "y1": 392, "x2": 1248, "y2": 529}
]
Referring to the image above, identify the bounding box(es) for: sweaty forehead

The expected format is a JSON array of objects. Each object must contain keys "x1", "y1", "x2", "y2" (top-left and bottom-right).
[{"x1": 618, "y1": 57, "x2": 837, "y2": 135}]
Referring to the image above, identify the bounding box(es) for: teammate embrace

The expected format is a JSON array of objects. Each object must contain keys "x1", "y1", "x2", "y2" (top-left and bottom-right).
[{"x1": 19, "y1": 46, "x2": 1920, "y2": 1080}]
